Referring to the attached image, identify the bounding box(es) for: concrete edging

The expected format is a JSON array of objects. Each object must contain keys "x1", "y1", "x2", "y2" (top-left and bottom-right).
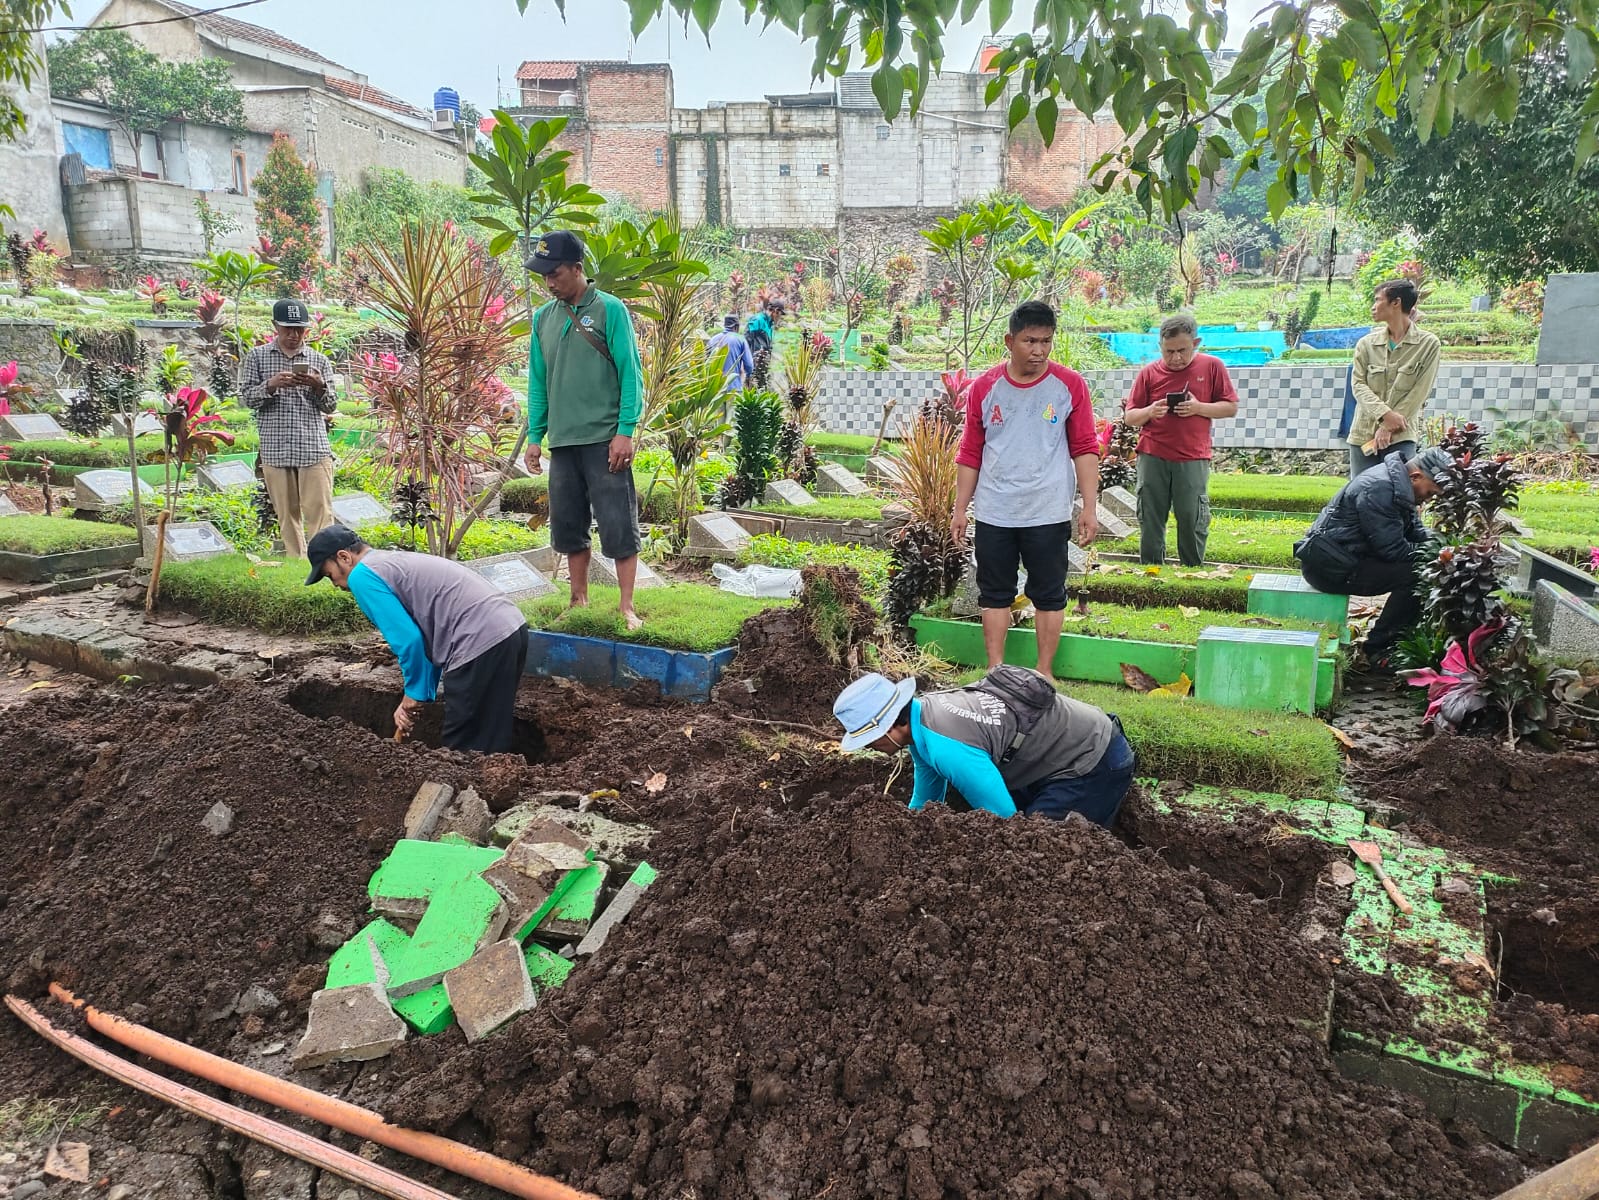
[{"x1": 523, "y1": 628, "x2": 736, "y2": 702}]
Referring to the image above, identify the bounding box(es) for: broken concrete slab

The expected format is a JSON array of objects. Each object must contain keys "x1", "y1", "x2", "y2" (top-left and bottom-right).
[
  {"x1": 389, "y1": 982, "x2": 453, "y2": 1036},
  {"x1": 493, "y1": 803, "x2": 656, "y2": 861},
  {"x1": 383, "y1": 873, "x2": 506, "y2": 997},
  {"x1": 201, "y1": 801, "x2": 235, "y2": 837},
  {"x1": 481, "y1": 859, "x2": 559, "y2": 939},
  {"x1": 403, "y1": 781, "x2": 454, "y2": 840},
  {"x1": 290, "y1": 984, "x2": 407, "y2": 1069},
  {"x1": 444, "y1": 939, "x2": 537, "y2": 1043},
  {"x1": 813, "y1": 462, "x2": 871, "y2": 496},
  {"x1": 325, "y1": 920, "x2": 408, "y2": 990},
  {"x1": 536, "y1": 861, "x2": 609, "y2": 940},
  {"x1": 525, "y1": 944, "x2": 575, "y2": 993},
  {"x1": 504, "y1": 818, "x2": 591, "y2": 873},
  {"x1": 435, "y1": 786, "x2": 491, "y2": 844},
  {"x1": 575, "y1": 862, "x2": 657, "y2": 957},
  {"x1": 367, "y1": 838, "x2": 503, "y2": 922}
]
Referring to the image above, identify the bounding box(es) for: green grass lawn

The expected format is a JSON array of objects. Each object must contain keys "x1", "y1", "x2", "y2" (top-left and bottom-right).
[
  {"x1": 159, "y1": 555, "x2": 367, "y2": 634},
  {"x1": 520, "y1": 583, "x2": 785, "y2": 653},
  {"x1": 806, "y1": 433, "x2": 898, "y2": 456},
  {"x1": 1207, "y1": 474, "x2": 1342, "y2": 513},
  {"x1": 738, "y1": 533, "x2": 891, "y2": 600},
  {"x1": 1516, "y1": 488, "x2": 1599, "y2": 540},
  {"x1": 754, "y1": 495, "x2": 887, "y2": 521},
  {"x1": 1075, "y1": 563, "x2": 1257, "y2": 612},
  {"x1": 1108, "y1": 515, "x2": 1305, "y2": 568},
  {"x1": 360, "y1": 519, "x2": 548, "y2": 560},
  {"x1": 0, "y1": 515, "x2": 139, "y2": 554}
]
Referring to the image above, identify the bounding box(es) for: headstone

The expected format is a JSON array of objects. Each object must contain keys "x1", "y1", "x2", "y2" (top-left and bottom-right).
[
  {"x1": 470, "y1": 470, "x2": 502, "y2": 518},
  {"x1": 109, "y1": 411, "x2": 162, "y2": 438},
  {"x1": 195, "y1": 460, "x2": 258, "y2": 492},
  {"x1": 55, "y1": 387, "x2": 87, "y2": 408},
  {"x1": 1101, "y1": 486, "x2": 1138, "y2": 524},
  {"x1": 1074, "y1": 494, "x2": 1134, "y2": 541},
  {"x1": 74, "y1": 469, "x2": 144, "y2": 512},
  {"x1": 761, "y1": 479, "x2": 817, "y2": 508},
  {"x1": 1532, "y1": 580, "x2": 1599, "y2": 661},
  {"x1": 589, "y1": 551, "x2": 664, "y2": 589},
  {"x1": 0, "y1": 413, "x2": 68, "y2": 442},
  {"x1": 1536, "y1": 272, "x2": 1599, "y2": 364},
  {"x1": 814, "y1": 462, "x2": 871, "y2": 496},
  {"x1": 468, "y1": 552, "x2": 556, "y2": 601},
  {"x1": 142, "y1": 520, "x2": 233, "y2": 561},
  {"x1": 863, "y1": 455, "x2": 902, "y2": 483},
  {"x1": 1470, "y1": 295, "x2": 1492, "y2": 313},
  {"x1": 331, "y1": 491, "x2": 390, "y2": 527},
  {"x1": 686, "y1": 512, "x2": 753, "y2": 555},
  {"x1": 0, "y1": 494, "x2": 21, "y2": 518}
]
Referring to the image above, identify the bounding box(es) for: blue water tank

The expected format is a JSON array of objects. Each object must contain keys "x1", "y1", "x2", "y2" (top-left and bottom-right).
[{"x1": 432, "y1": 87, "x2": 461, "y2": 118}]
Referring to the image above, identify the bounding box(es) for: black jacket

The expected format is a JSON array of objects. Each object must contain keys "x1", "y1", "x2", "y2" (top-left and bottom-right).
[{"x1": 1297, "y1": 454, "x2": 1429, "y2": 566}]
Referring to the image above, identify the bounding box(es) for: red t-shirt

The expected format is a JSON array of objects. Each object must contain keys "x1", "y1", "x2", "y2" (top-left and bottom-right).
[{"x1": 1122, "y1": 353, "x2": 1239, "y2": 462}]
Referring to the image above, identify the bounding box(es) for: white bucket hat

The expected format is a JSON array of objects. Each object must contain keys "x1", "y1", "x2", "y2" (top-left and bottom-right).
[{"x1": 833, "y1": 673, "x2": 917, "y2": 752}]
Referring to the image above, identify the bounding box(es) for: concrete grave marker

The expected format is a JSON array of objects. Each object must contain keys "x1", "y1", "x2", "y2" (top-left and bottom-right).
[
  {"x1": 1074, "y1": 494, "x2": 1133, "y2": 540},
  {"x1": 0, "y1": 494, "x2": 21, "y2": 518},
  {"x1": 291, "y1": 983, "x2": 407, "y2": 1068},
  {"x1": 0, "y1": 412, "x2": 68, "y2": 442},
  {"x1": 109, "y1": 411, "x2": 162, "y2": 438},
  {"x1": 142, "y1": 520, "x2": 233, "y2": 561},
  {"x1": 444, "y1": 939, "x2": 537, "y2": 1043},
  {"x1": 1101, "y1": 486, "x2": 1138, "y2": 524},
  {"x1": 468, "y1": 552, "x2": 555, "y2": 601},
  {"x1": 1533, "y1": 580, "x2": 1599, "y2": 661},
  {"x1": 762, "y1": 479, "x2": 817, "y2": 507},
  {"x1": 74, "y1": 469, "x2": 145, "y2": 512},
  {"x1": 575, "y1": 862, "x2": 657, "y2": 957},
  {"x1": 686, "y1": 512, "x2": 753, "y2": 555},
  {"x1": 331, "y1": 491, "x2": 390, "y2": 527},
  {"x1": 196, "y1": 460, "x2": 257, "y2": 492},
  {"x1": 55, "y1": 387, "x2": 88, "y2": 409},
  {"x1": 589, "y1": 552, "x2": 665, "y2": 589},
  {"x1": 863, "y1": 456, "x2": 902, "y2": 483},
  {"x1": 814, "y1": 462, "x2": 872, "y2": 496}
]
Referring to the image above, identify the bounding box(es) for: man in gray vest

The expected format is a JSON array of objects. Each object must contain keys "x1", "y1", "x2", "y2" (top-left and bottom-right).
[
  {"x1": 832, "y1": 668, "x2": 1135, "y2": 827},
  {"x1": 305, "y1": 524, "x2": 529, "y2": 753}
]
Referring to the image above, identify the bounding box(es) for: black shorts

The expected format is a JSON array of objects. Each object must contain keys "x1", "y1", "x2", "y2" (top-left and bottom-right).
[
  {"x1": 548, "y1": 441, "x2": 641, "y2": 560},
  {"x1": 974, "y1": 520, "x2": 1070, "y2": 612},
  {"x1": 441, "y1": 625, "x2": 529, "y2": 753}
]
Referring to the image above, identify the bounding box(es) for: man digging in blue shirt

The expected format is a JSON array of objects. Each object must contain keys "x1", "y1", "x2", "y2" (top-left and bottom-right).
[
  {"x1": 305, "y1": 524, "x2": 530, "y2": 753},
  {"x1": 832, "y1": 667, "x2": 1136, "y2": 826}
]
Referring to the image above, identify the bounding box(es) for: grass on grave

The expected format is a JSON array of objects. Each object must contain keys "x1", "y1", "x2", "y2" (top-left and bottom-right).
[
  {"x1": 1207, "y1": 474, "x2": 1343, "y2": 513},
  {"x1": 949, "y1": 669, "x2": 1342, "y2": 797},
  {"x1": 753, "y1": 495, "x2": 887, "y2": 521},
  {"x1": 1107, "y1": 515, "x2": 1305, "y2": 568},
  {"x1": 500, "y1": 472, "x2": 676, "y2": 524},
  {"x1": 519, "y1": 583, "x2": 787, "y2": 653},
  {"x1": 159, "y1": 555, "x2": 366, "y2": 634},
  {"x1": 1, "y1": 430, "x2": 261, "y2": 467},
  {"x1": 1516, "y1": 490, "x2": 1599, "y2": 540},
  {"x1": 927, "y1": 596, "x2": 1331, "y2": 646},
  {"x1": 0, "y1": 515, "x2": 139, "y2": 554},
  {"x1": 1075, "y1": 562, "x2": 1256, "y2": 611},
  {"x1": 738, "y1": 533, "x2": 891, "y2": 601},
  {"x1": 360, "y1": 519, "x2": 549, "y2": 560},
  {"x1": 807, "y1": 432, "x2": 900, "y2": 456}
]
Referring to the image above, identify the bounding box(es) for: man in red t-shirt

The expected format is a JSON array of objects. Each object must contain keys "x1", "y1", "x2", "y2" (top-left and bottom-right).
[{"x1": 1121, "y1": 314, "x2": 1239, "y2": 566}]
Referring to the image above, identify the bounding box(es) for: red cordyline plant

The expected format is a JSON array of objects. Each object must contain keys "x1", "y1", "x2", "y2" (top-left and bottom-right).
[
  {"x1": 137, "y1": 275, "x2": 169, "y2": 314},
  {"x1": 196, "y1": 290, "x2": 226, "y2": 327},
  {"x1": 0, "y1": 360, "x2": 33, "y2": 414},
  {"x1": 356, "y1": 222, "x2": 525, "y2": 558},
  {"x1": 144, "y1": 384, "x2": 235, "y2": 610}
]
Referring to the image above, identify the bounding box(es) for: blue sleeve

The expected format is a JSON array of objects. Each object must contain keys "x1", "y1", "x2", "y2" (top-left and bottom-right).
[
  {"x1": 348, "y1": 563, "x2": 440, "y2": 702},
  {"x1": 907, "y1": 739, "x2": 948, "y2": 811},
  {"x1": 908, "y1": 706, "x2": 1017, "y2": 817},
  {"x1": 527, "y1": 305, "x2": 549, "y2": 447},
  {"x1": 738, "y1": 338, "x2": 754, "y2": 378}
]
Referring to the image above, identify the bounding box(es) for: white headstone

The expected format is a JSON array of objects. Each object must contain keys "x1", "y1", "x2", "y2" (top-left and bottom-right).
[
  {"x1": 1101, "y1": 486, "x2": 1138, "y2": 524},
  {"x1": 469, "y1": 552, "x2": 556, "y2": 601},
  {"x1": 74, "y1": 469, "x2": 145, "y2": 512},
  {"x1": 687, "y1": 512, "x2": 753, "y2": 554},
  {"x1": 55, "y1": 387, "x2": 87, "y2": 408},
  {"x1": 589, "y1": 552, "x2": 664, "y2": 589},
  {"x1": 762, "y1": 479, "x2": 817, "y2": 508},
  {"x1": 0, "y1": 494, "x2": 21, "y2": 518},
  {"x1": 863, "y1": 455, "x2": 902, "y2": 483},
  {"x1": 1074, "y1": 495, "x2": 1133, "y2": 541},
  {"x1": 110, "y1": 411, "x2": 163, "y2": 438},
  {"x1": 0, "y1": 413, "x2": 69, "y2": 442},
  {"x1": 196, "y1": 460, "x2": 258, "y2": 492},
  {"x1": 331, "y1": 492, "x2": 390, "y2": 527},
  {"x1": 814, "y1": 462, "x2": 871, "y2": 496},
  {"x1": 143, "y1": 520, "x2": 233, "y2": 561}
]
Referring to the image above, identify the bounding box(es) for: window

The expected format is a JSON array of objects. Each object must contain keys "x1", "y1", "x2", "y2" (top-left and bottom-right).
[
  {"x1": 231, "y1": 151, "x2": 248, "y2": 195},
  {"x1": 816, "y1": 163, "x2": 830, "y2": 176},
  {"x1": 972, "y1": 144, "x2": 985, "y2": 154},
  {"x1": 62, "y1": 122, "x2": 113, "y2": 171},
  {"x1": 654, "y1": 147, "x2": 664, "y2": 166},
  {"x1": 778, "y1": 163, "x2": 791, "y2": 177},
  {"x1": 875, "y1": 124, "x2": 891, "y2": 140},
  {"x1": 696, "y1": 168, "x2": 707, "y2": 177}
]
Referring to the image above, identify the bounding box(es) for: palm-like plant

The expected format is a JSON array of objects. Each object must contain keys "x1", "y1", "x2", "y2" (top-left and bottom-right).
[
  {"x1": 885, "y1": 412, "x2": 965, "y2": 627},
  {"x1": 197, "y1": 249, "x2": 277, "y2": 393},
  {"x1": 653, "y1": 356, "x2": 732, "y2": 547},
  {"x1": 356, "y1": 222, "x2": 525, "y2": 558}
]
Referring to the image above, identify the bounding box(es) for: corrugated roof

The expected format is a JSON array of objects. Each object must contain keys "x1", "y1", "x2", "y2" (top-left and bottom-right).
[
  {"x1": 164, "y1": 0, "x2": 339, "y2": 67},
  {"x1": 320, "y1": 74, "x2": 426, "y2": 120},
  {"x1": 835, "y1": 74, "x2": 875, "y2": 109},
  {"x1": 516, "y1": 60, "x2": 580, "y2": 82}
]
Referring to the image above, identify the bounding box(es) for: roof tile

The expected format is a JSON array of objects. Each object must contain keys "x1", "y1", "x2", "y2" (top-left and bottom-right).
[{"x1": 516, "y1": 60, "x2": 580, "y2": 82}]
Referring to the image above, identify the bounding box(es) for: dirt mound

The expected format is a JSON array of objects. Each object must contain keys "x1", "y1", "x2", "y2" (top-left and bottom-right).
[
  {"x1": 1354, "y1": 736, "x2": 1599, "y2": 876},
  {"x1": 382, "y1": 798, "x2": 1496, "y2": 1200}
]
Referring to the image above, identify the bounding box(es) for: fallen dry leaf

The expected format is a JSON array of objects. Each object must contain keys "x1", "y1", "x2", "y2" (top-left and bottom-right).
[
  {"x1": 45, "y1": 1142, "x2": 90, "y2": 1183},
  {"x1": 1151, "y1": 621, "x2": 1172, "y2": 631},
  {"x1": 767, "y1": 752, "x2": 780, "y2": 762},
  {"x1": 1151, "y1": 672, "x2": 1193, "y2": 698},
  {"x1": 1120, "y1": 663, "x2": 1162, "y2": 693},
  {"x1": 1178, "y1": 605, "x2": 1201, "y2": 619},
  {"x1": 643, "y1": 772, "x2": 667, "y2": 794},
  {"x1": 758, "y1": 780, "x2": 772, "y2": 790},
  {"x1": 1249, "y1": 729, "x2": 1269, "y2": 736},
  {"x1": 1328, "y1": 861, "x2": 1359, "y2": 887},
  {"x1": 1328, "y1": 727, "x2": 1358, "y2": 751},
  {"x1": 1142, "y1": 566, "x2": 1162, "y2": 577},
  {"x1": 1063, "y1": 613, "x2": 1087, "y2": 623},
  {"x1": 682, "y1": 724, "x2": 694, "y2": 739},
  {"x1": 21, "y1": 680, "x2": 58, "y2": 692}
]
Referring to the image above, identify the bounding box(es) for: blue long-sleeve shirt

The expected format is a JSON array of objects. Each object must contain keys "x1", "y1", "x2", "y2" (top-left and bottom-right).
[
  {"x1": 906, "y1": 698, "x2": 1019, "y2": 817},
  {"x1": 706, "y1": 331, "x2": 754, "y2": 387},
  {"x1": 347, "y1": 562, "x2": 441, "y2": 702}
]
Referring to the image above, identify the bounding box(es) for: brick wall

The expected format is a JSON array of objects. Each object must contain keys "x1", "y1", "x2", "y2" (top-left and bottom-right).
[
  {"x1": 583, "y1": 66, "x2": 670, "y2": 122},
  {"x1": 577, "y1": 65, "x2": 671, "y2": 211},
  {"x1": 587, "y1": 127, "x2": 670, "y2": 210},
  {"x1": 1008, "y1": 113, "x2": 1126, "y2": 210}
]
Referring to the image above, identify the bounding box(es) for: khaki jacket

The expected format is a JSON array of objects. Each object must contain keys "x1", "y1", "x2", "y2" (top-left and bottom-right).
[{"x1": 1348, "y1": 322, "x2": 1441, "y2": 446}]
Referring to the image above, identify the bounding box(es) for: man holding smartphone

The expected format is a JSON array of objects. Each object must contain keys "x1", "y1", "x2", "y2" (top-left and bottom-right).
[
  {"x1": 241, "y1": 299, "x2": 338, "y2": 559},
  {"x1": 1121, "y1": 313, "x2": 1239, "y2": 567}
]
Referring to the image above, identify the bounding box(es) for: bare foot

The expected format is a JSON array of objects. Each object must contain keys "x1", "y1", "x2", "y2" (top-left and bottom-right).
[
  {"x1": 622, "y1": 608, "x2": 644, "y2": 632},
  {"x1": 567, "y1": 594, "x2": 589, "y2": 612}
]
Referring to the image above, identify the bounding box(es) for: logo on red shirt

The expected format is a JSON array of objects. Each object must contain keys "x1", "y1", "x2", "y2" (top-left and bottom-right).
[{"x1": 989, "y1": 404, "x2": 1004, "y2": 424}]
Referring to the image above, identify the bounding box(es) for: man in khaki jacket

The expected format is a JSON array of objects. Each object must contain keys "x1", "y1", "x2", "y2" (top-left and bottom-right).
[{"x1": 1347, "y1": 278, "x2": 1440, "y2": 479}]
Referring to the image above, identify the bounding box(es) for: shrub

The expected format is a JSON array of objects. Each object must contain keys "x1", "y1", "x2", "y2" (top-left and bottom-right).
[
  {"x1": 0, "y1": 515, "x2": 139, "y2": 554},
  {"x1": 161, "y1": 555, "x2": 366, "y2": 634},
  {"x1": 520, "y1": 584, "x2": 784, "y2": 653}
]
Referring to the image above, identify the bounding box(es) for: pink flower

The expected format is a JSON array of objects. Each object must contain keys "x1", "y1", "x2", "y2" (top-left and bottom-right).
[
  {"x1": 485, "y1": 295, "x2": 508, "y2": 325},
  {"x1": 1588, "y1": 546, "x2": 1599, "y2": 575},
  {"x1": 0, "y1": 361, "x2": 17, "y2": 390}
]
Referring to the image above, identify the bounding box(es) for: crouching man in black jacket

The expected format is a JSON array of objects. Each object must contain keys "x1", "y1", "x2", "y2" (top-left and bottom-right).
[{"x1": 1294, "y1": 447, "x2": 1454, "y2": 670}]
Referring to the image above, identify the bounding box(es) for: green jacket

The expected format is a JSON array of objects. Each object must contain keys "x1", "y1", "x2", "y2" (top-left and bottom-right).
[{"x1": 527, "y1": 284, "x2": 643, "y2": 449}]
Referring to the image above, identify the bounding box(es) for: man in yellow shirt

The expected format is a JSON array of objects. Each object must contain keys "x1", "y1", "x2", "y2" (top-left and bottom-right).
[{"x1": 1347, "y1": 279, "x2": 1440, "y2": 479}]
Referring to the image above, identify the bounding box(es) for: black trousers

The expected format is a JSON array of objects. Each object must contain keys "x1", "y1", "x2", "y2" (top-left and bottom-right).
[
  {"x1": 1301, "y1": 549, "x2": 1420, "y2": 657},
  {"x1": 441, "y1": 625, "x2": 529, "y2": 753}
]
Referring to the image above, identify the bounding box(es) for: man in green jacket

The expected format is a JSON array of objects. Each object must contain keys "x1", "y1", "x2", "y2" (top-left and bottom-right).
[{"x1": 524, "y1": 231, "x2": 647, "y2": 629}]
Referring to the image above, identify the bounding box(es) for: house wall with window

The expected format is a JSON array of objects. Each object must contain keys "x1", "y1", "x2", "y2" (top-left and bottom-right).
[
  {"x1": 240, "y1": 89, "x2": 467, "y2": 190},
  {"x1": 671, "y1": 103, "x2": 838, "y2": 230}
]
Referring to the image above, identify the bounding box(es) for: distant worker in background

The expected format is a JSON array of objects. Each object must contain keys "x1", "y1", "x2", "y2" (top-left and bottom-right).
[
  {"x1": 745, "y1": 299, "x2": 785, "y2": 389},
  {"x1": 706, "y1": 314, "x2": 754, "y2": 391},
  {"x1": 1120, "y1": 313, "x2": 1239, "y2": 567},
  {"x1": 1347, "y1": 278, "x2": 1440, "y2": 479}
]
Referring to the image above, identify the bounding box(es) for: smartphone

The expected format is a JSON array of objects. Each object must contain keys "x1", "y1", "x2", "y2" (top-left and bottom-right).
[
  {"x1": 293, "y1": 363, "x2": 312, "y2": 377},
  {"x1": 1165, "y1": 392, "x2": 1185, "y2": 413}
]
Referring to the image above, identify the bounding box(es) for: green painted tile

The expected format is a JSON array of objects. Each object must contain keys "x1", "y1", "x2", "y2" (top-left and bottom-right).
[
  {"x1": 385, "y1": 874, "x2": 506, "y2": 997},
  {"x1": 368, "y1": 839, "x2": 504, "y2": 904},
  {"x1": 325, "y1": 919, "x2": 409, "y2": 988},
  {"x1": 391, "y1": 982, "x2": 453, "y2": 1034}
]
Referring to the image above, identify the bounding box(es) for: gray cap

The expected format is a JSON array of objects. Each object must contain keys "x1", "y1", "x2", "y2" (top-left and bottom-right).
[{"x1": 1411, "y1": 447, "x2": 1455, "y2": 481}]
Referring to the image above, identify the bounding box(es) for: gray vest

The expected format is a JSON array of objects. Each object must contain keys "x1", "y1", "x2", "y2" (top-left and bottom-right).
[
  {"x1": 918, "y1": 687, "x2": 1116, "y2": 788},
  {"x1": 361, "y1": 549, "x2": 527, "y2": 673}
]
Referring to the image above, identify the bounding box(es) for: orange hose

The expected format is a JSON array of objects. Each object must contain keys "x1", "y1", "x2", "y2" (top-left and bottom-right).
[
  {"x1": 6, "y1": 994, "x2": 456, "y2": 1200},
  {"x1": 48, "y1": 983, "x2": 597, "y2": 1200}
]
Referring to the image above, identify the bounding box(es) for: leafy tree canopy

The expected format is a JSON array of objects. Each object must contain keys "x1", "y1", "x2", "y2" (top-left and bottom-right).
[
  {"x1": 1361, "y1": 56, "x2": 1599, "y2": 286},
  {"x1": 544, "y1": 1, "x2": 1599, "y2": 222},
  {"x1": 46, "y1": 28, "x2": 244, "y2": 147}
]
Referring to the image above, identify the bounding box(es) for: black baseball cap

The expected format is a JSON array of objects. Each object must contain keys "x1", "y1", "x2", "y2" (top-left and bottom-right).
[
  {"x1": 305, "y1": 523, "x2": 364, "y2": 585},
  {"x1": 273, "y1": 298, "x2": 312, "y2": 327},
  {"x1": 525, "y1": 230, "x2": 585, "y2": 275}
]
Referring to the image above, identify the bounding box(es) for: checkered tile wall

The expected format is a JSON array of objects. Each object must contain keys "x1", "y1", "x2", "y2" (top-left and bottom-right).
[{"x1": 816, "y1": 364, "x2": 1599, "y2": 449}]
